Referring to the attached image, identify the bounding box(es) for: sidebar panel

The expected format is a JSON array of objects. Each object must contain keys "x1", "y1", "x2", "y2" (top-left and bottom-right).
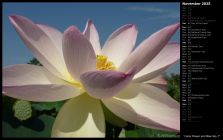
[{"x1": 181, "y1": 0, "x2": 221, "y2": 138}]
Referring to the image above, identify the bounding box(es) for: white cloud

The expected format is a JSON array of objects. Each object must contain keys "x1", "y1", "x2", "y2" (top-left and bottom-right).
[
  {"x1": 127, "y1": 6, "x2": 179, "y2": 20},
  {"x1": 127, "y1": 6, "x2": 166, "y2": 13},
  {"x1": 145, "y1": 13, "x2": 179, "y2": 21}
]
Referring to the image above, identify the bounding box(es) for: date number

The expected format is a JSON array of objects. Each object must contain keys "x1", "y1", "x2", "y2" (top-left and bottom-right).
[{"x1": 202, "y1": 2, "x2": 211, "y2": 5}]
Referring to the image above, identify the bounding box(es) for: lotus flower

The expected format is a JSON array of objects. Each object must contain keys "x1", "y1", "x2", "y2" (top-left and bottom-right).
[{"x1": 3, "y1": 15, "x2": 180, "y2": 137}]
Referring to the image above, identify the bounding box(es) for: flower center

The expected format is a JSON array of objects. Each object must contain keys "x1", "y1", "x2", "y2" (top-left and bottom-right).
[{"x1": 96, "y1": 55, "x2": 116, "y2": 70}]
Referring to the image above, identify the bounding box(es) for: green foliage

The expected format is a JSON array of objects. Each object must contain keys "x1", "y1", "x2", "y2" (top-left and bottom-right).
[
  {"x1": 105, "y1": 122, "x2": 123, "y2": 138},
  {"x1": 3, "y1": 95, "x2": 17, "y2": 108},
  {"x1": 32, "y1": 101, "x2": 65, "y2": 113},
  {"x1": 2, "y1": 114, "x2": 55, "y2": 138},
  {"x1": 125, "y1": 126, "x2": 179, "y2": 138},
  {"x1": 27, "y1": 58, "x2": 42, "y2": 66},
  {"x1": 166, "y1": 73, "x2": 180, "y2": 102},
  {"x1": 13, "y1": 100, "x2": 32, "y2": 121},
  {"x1": 3, "y1": 95, "x2": 57, "y2": 138},
  {"x1": 101, "y1": 102, "x2": 127, "y2": 127}
]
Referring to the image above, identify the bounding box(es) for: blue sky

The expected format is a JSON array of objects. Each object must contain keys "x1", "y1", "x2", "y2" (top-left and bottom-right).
[{"x1": 3, "y1": 2, "x2": 180, "y2": 74}]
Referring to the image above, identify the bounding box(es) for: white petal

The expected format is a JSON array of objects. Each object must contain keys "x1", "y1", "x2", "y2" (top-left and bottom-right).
[
  {"x1": 37, "y1": 24, "x2": 64, "y2": 61},
  {"x1": 9, "y1": 15, "x2": 69, "y2": 80},
  {"x1": 52, "y1": 94, "x2": 105, "y2": 137},
  {"x1": 3, "y1": 85, "x2": 81, "y2": 102},
  {"x1": 144, "y1": 75, "x2": 168, "y2": 91},
  {"x1": 134, "y1": 43, "x2": 180, "y2": 82},
  {"x1": 119, "y1": 23, "x2": 180, "y2": 73},
  {"x1": 144, "y1": 75, "x2": 167, "y2": 85},
  {"x1": 62, "y1": 26, "x2": 96, "y2": 81},
  {"x1": 102, "y1": 24, "x2": 138, "y2": 67},
  {"x1": 83, "y1": 20, "x2": 101, "y2": 54},
  {"x1": 3, "y1": 64, "x2": 66, "y2": 86},
  {"x1": 3, "y1": 64, "x2": 81, "y2": 101},
  {"x1": 102, "y1": 83, "x2": 180, "y2": 132}
]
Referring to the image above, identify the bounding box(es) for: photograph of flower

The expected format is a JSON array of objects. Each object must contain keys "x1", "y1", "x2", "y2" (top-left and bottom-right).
[{"x1": 3, "y1": 2, "x2": 180, "y2": 138}]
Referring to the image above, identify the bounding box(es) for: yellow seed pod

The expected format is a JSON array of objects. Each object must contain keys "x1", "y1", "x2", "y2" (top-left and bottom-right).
[{"x1": 13, "y1": 100, "x2": 32, "y2": 121}]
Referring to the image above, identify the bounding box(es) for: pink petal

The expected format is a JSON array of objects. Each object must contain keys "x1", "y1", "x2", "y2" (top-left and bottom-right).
[
  {"x1": 3, "y1": 64, "x2": 81, "y2": 101},
  {"x1": 9, "y1": 15, "x2": 68, "y2": 80},
  {"x1": 134, "y1": 43, "x2": 180, "y2": 82},
  {"x1": 102, "y1": 83, "x2": 180, "y2": 132},
  {"x1": 83, "y1": 20, "x2": 101, "y2": 54},
  {"x1": 63, "y1": 26, "x2": 96, "y2": 81},
  {"x1": 119, "y1": 23, "x2": 180, "y2": 73},
  {"x1": 80, "y1": 67, "x2": 137, "y2": 99},
  {"x1": 52, "y1": 94, "x2": 105, "y2": 137},
  {"x1": 102, "y1": 24, "x2": 138, "y2": 67}
]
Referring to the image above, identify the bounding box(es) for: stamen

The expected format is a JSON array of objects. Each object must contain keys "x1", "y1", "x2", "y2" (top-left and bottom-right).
[{"x1": 96, "y1": 55, "x2": 116, "y2": 70}]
